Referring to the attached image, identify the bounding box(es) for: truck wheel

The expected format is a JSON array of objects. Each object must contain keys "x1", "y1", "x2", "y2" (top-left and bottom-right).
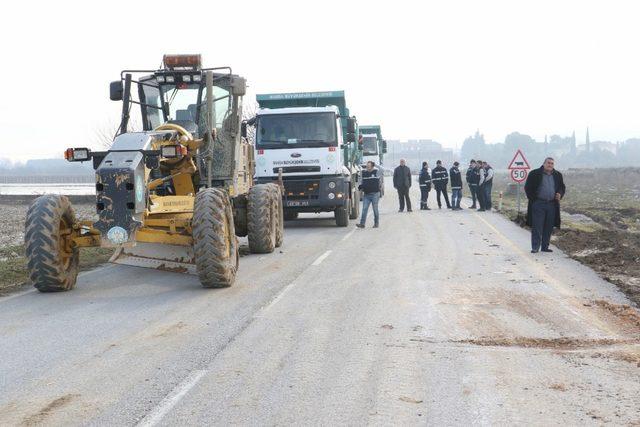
[
  {"x1": 270, "y1": 185, "x2": 284, "y2": 248},
  {"x1": 335, "y1": 205, "x2": 349, "y2": 227},
  {"x1": 25, "y1": 195, "x2": 79, "y2": 292},
  {"x1": 349, "y1": 188, "x2": 360, "y2": 219},
  {"x1": 247, "y1": 184, "x2": 277, "y2": 253},
  {"x1": 283, "y1": 211, "x2": 298, "y2": 221},
  {"x1": 193, "y1": 188, "x2": 238, "y2": 288}
]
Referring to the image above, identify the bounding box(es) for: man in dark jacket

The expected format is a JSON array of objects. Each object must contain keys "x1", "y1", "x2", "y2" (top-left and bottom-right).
[
  {"x1": 431, "y1": 160, "x2": 451, "y2": 209},
  {"x1": 393, "y1": 159, "x2": 412, "y2": 212},
  {"x1": 418, "y1": 161, "x2": 432, "y2": 210},
  {"x1": 524, "y1": 157, "x2": 566, "y2": 253},
  {"x1": 466, "y1": 159, "x2": 479, "y2": 209},
  {"x1": 450, "y1": 161, "x2": 463, "y2": 210},
  {"x1": 356, "y1": 161, "x2": 381, "y2": 228}
]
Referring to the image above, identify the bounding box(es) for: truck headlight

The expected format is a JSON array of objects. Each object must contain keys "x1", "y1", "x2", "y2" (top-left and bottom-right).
[
  {"x1": 328, "y1": 181, "x2": 336, "y2": 189},
  {"x1": 328, "y1": 193, "x2": 335, "y2": 200}
]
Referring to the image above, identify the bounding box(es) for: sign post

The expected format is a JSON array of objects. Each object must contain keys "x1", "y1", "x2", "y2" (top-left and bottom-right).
[{"x1": 507, "y1": 149, "x2": 531, "y2": 215}]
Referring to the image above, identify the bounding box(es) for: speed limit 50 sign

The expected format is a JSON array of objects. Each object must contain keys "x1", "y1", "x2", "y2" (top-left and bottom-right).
[{"x1": 510, "y1": 169, "x2": 528, "y2": 183}]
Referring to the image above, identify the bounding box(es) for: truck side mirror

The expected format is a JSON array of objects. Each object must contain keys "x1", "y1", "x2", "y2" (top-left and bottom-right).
[
  {"x1": 241, "y1": 121, "x2": 247, "y2": 138},
  {"x1": 382, "y1": 140, "x2": 388, "y2": 153},
  {"x1": 110, "y1": 81, "x2": 123, "y2": 101},
  {"x1": 347, "y1": 117, "x2": 356, "y2": 134},
  {"x1": 346, "y1": 133, "x2": 356, "y2": 143}
]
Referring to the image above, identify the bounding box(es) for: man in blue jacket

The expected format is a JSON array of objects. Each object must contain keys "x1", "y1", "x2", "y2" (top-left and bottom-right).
[
  {"x1": 357, "y1": 161, "x2": 381, "y2": 228},
  {"x1": 524, "y1": 157, "x2": 566, "y2": 253}
]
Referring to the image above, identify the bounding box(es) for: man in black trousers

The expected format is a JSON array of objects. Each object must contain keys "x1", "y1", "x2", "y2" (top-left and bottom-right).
[
  {"x1": 466, "y1": 159, "x2": 480, "y2": 209},
  {"x1": 524, "y1": 157, "x2": 566, "y2": 253},
  {"x1": 431, "y1": 160, "x2": 451, "y2": 209},
  {"x1": 393, "y1": 158, "x2": 412, "y2": 212}
]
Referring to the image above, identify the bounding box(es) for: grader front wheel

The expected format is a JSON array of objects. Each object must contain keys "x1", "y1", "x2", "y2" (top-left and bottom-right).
[
  {"x1": 24, "y1": 195, "x2": 80, "y2": 292},
  {"x1": 193, "y1": 188, "x2": 239, "y2": 288}
]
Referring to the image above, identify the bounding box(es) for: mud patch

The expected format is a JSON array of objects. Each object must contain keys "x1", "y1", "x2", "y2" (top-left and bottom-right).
[
  {"x1": 591, "y1": 300, "x2": 640, "y2": 333},
  {"x1": 457, "y1": 336, "x2": 637, "y2": 350},
  {"x1": 22, "y1": 393, "x2": 79, "y2": 425}
]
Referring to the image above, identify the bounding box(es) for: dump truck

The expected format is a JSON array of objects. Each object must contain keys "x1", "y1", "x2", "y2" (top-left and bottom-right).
[
  {"x1": 24, "y1": 54, "x2": 283, "y2": 291},
  {"x1": 359, "y1": 125, "x2": 387, "y2": 195},
  {"x1": 253, "y1": 91, "x2": 362, "y2": 226}
]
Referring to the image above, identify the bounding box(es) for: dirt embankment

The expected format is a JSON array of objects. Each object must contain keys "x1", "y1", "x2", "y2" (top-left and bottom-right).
[{"x1": 554, "y1": 229, "x2": 640, "y2": 305}]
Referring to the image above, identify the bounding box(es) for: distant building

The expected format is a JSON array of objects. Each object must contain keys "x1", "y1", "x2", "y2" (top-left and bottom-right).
[{"x1": 386, "y1": 139, "x2": 454, "y2": 170}]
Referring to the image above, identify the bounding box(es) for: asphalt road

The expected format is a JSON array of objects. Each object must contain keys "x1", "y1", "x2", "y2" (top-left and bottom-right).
[{"x1": 1, "y1": 184, "x2": 639, "y2": 426}]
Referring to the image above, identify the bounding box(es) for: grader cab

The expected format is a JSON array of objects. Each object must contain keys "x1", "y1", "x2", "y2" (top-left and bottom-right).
[{"x1": 25, "y1": 54, "x2": 283, "y2": 291}]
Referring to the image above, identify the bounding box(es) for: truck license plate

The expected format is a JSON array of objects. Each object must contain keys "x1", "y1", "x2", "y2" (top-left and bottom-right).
[{"x1": 286, "y1": 201, "x2": 309, "y2": 207}]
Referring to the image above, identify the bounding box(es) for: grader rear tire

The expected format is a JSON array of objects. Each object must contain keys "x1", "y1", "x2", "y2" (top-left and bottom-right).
[
  {"x1": 193, "y1": 188, "x2": 238, "y2": 288},
  {"x1": 271, "y1": 185, "x2": 284, "y2": 248},
  {"x1": 247, "y1": 184, "x2": 277, "y2": 253},
  {"x1": 24, "y1": 195, "x2": 79, "y2": 292}
]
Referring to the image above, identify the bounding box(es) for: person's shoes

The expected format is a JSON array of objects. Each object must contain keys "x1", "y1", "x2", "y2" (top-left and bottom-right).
[
  {"x1": 541, "y1": 248, "x2": 553, "y2": 253},
  {"x1": 398, "y1": 209, "x2": 403, "y2": 212},
  {"x1": 373, "y1": 223, "x2": 379, "y2": 228},
  {"x1": 531, "y1": 249, "x2": 539, "y2": 253},
  {"x1": 477, "y1": 208, "x2": 485, "y2": 212},
  {"x1": 470, "y1": 205, "x2": 477, "y2": 209},
  {"x1": 425, "y1": 207, "x2": 431, "y2": 210},
  {"x1": 356, "y1": 223, "x2": 364, "y2": 229},
  {"x1": 407, "y1": 209, "x2": 413, "y2": 212},
  {"x1": 438, "y1": 205, "x2": 442, "y2": 209}
]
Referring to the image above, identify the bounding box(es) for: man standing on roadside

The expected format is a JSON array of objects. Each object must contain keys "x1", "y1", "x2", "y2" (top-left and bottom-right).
[
  {"x1": 418, "y1": 161, "x2": 432, "y2": 210},
  {"x1": 431, "y1": 160, "x2": 451, "y2": 209},
  {"x1": 466, "y1": 159, "x2": 479, "y2": 209},
  {"x1": 356, "y1": 161, "x2": 381, "y2": 228},
  {"x1": 450, "y1": 161, "x2": 463, "y2": 210},
  {"x1": 393, "y1": 158, "x2": 412, "y2": 212},
  {"x1": 476, "y1": 159, "x2": 486, "y2": 211},
  {"x1": 524, "y1": 157, "x2": 566, "y2": 253},
  {"x1": 478, "y1": 161, "x2": 494, "y2": 211}
]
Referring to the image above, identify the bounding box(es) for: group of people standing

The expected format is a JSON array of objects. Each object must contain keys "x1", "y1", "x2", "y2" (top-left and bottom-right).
[
  {"x1": 357, "y1": 156, "x2": 567, "y2": 258},
  {"x1": 392, "y1": 159, "x2": 495, "y2": 212}
]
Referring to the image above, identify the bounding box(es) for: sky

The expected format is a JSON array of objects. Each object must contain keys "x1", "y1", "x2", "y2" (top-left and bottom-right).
[{"x1": 2, "y1": 0, "x2": 639, "y2": 161}]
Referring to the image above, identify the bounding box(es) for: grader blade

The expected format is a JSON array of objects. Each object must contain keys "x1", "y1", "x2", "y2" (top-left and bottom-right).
[{"x1": 110, "y1": 243, "x2": 197, "y2": 274}]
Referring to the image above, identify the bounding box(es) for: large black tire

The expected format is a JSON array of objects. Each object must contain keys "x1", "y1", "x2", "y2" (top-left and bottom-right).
[
  {"x1": 247, "y1": 184, "x2": 277, "y2": 253},
  {"x1": 270, "y1": 186, "x2": 284, "y2": 248},
  {"x1": 193, "y1": 188, "x2": 238, "y2": 288},
  {"x1": 349, "y1": 187, "x2": 360, "y2": 220},
  {"x1": 25, "y1": 195, "x2": 79, "y2": 292},
  {"x1": 335, "y1": 205, "x2": 349, "y2": 227}
]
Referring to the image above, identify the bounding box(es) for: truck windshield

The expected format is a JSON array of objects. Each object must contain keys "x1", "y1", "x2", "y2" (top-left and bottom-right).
[
  {"x1": 257, "y1": 112, "x2": 337, "y2": 149},
  {"x1": 362, "y1": 136, "x2": 378, "y2": 155}
]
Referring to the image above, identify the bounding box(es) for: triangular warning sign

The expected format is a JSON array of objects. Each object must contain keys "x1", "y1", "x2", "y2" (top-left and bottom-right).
[{"x1": 508, "y1": 149, "x2": 531, "y2": 170}]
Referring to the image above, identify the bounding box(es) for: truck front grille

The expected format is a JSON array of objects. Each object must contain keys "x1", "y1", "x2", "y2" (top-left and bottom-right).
[{"x1": 284, "y1": 180, "x2": 320, "y2": 200}]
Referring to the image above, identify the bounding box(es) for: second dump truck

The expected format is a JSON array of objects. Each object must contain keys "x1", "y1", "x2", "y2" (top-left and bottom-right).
[
  {"x1": 253, "y1": 91, "x2": 362, "y2": 226},
  {"x1": 359, "y1": 125, "x2": 387, "y2": 195}
]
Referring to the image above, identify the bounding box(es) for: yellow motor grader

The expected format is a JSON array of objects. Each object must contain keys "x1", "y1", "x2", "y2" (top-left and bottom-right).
[{"x1": 24, "y1": 54, "x2": 283, "y2": 291}]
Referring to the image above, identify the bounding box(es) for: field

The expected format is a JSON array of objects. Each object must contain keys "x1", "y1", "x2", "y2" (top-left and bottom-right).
[
  {"x1": 0, "y1": 196, "x2": 112, "y2": 294},
  {"x1": 491, "y1": 168, "x2": 640, "y2": 306}
]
